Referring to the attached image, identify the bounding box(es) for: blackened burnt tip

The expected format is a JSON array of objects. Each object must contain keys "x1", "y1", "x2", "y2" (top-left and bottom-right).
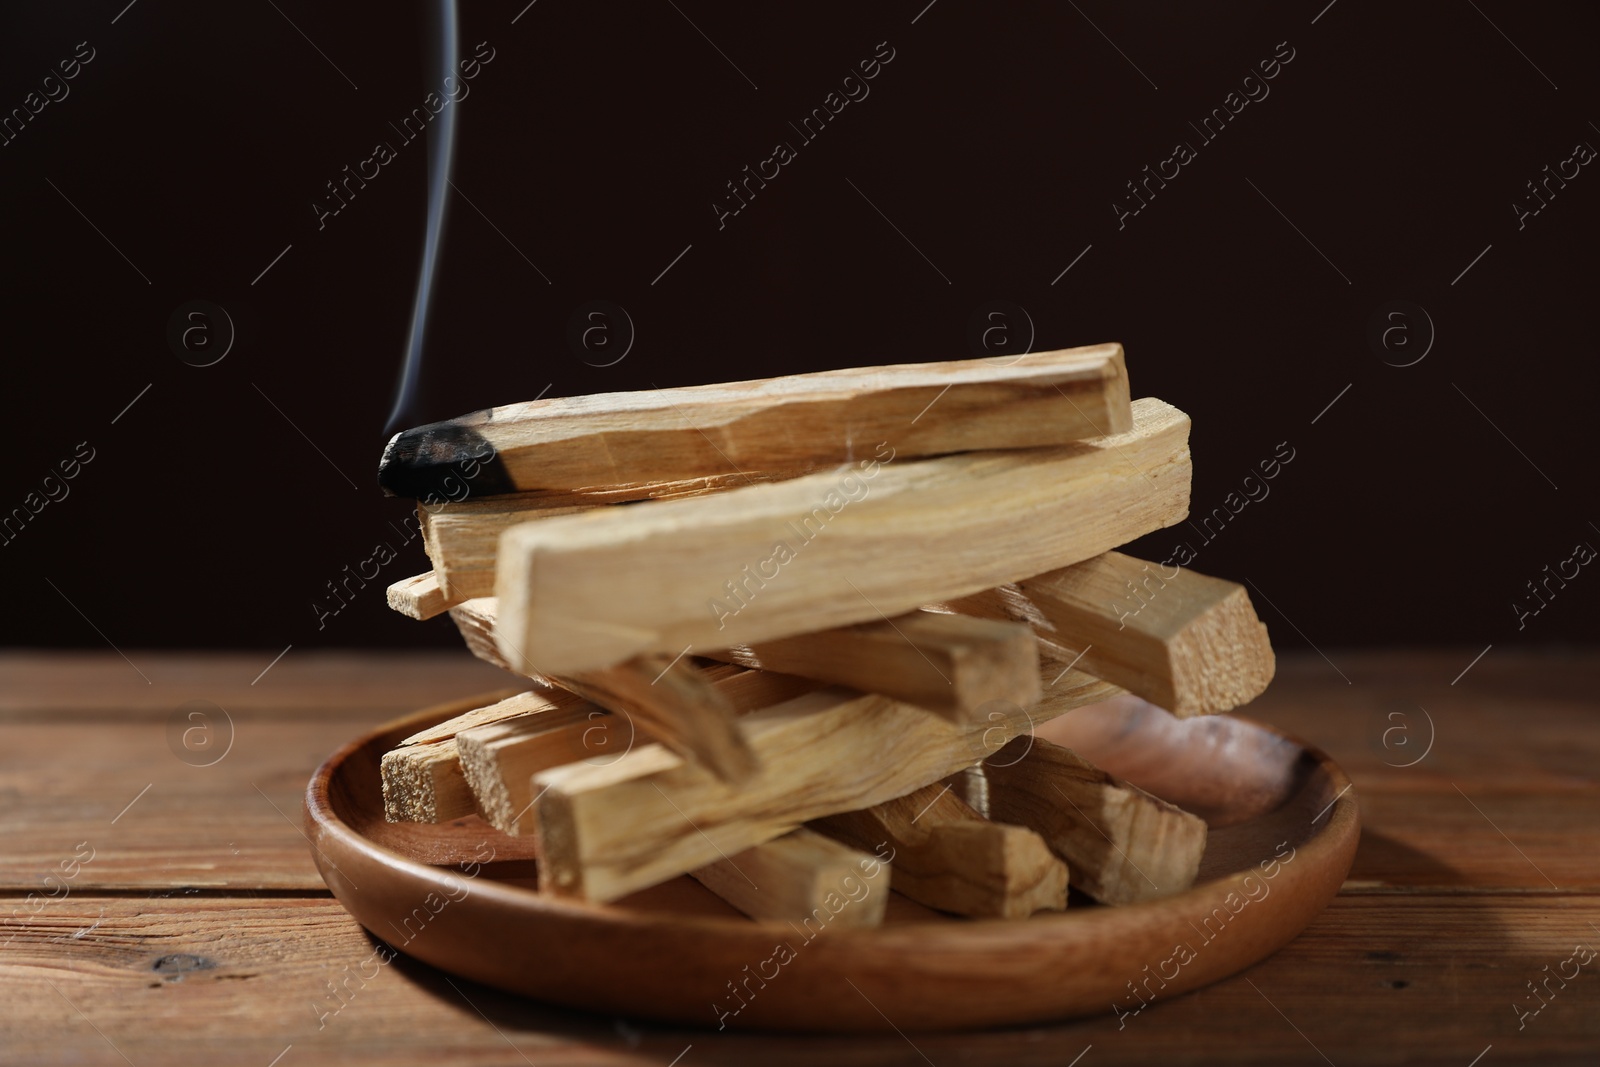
[{"x1": 376, "y1": 420, "x2": 514, "y2": 500}]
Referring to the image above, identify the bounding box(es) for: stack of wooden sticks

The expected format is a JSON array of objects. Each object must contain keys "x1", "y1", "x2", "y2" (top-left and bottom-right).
[{"x1": 376, "y1": 343, "x2": 1276, "y2": 923}]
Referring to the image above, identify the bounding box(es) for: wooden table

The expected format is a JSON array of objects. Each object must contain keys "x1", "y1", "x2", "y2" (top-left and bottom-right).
[{"x1": 3, "y1": 649, "x2": 1596, "y2": 1065}]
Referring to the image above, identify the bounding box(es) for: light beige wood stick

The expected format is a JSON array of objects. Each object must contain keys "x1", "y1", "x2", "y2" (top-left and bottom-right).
[
  {"x1": 983, "y1": 735, "x2": 1208, "y2": 904},
  {"x1": 379, "y1": 688, "x2": 564, "y2": 824},
  {"x1": 456, "y1": 711, "x2": 639, "y2": 836},
  {"x1": 689, "y1": 828, "x2": 890, "y2": 928},
  {"x1": 447, "y1": 598, "x2": 759, "y2": 783},
  {"x1": 534, "y1": 669, "x2": 1122, "y2": 902},
  {"x1": 379, "y1": 344, "x2": 1131, "y2": 500},
  {"x1": 496, "y1": 397, "x2": 1191, "y2": 675},
  {"x1": 705, "y1": 611, "x2": 1041, "y2": 721},
  {"x1": 458, "y1": 667, "x2": 818, "y2": 837},
  {"x1": 461, "y1": 593, "x2": 1030, "y2": 722},
  {"x1": 449, "y1": 598, "x2": 520, "y2": 674},
  {"x1": 422, "y1": 499, "x2": 588, "y2": 600},
  {"x1": 420, "y1": 480, "x2": 813, "y2": 601},
  {"x1": 812, "y1": 782, "x2": 1067, "y2": 919},
  {"x1": 944, "y1": 765, "x2": 989, "y2": 817},
  {"x1": 944, "y1": 551, "x2": 1274, "y2": 717},
  {"x1": 385, "y1": 571, "x2": 458, "y2": 620},
  {"x1": 395, "y1": 685, "x2": 569, "y2": 748},
  {"x1": 380, "y1": 743, "x2": 471, "y2": 825},
  {"x1": 554, "y1": 658, "x2": 758, "y2": 784}
]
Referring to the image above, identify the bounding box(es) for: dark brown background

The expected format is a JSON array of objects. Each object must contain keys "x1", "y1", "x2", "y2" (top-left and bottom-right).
[{"x1": 1, "y1": 1, "x2": 1594, "y2": 653}]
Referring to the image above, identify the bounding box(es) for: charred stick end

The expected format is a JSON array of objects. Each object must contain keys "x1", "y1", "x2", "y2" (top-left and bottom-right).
[{"x1": 377, "y1": 420, "x2": 516, "y2": 500}]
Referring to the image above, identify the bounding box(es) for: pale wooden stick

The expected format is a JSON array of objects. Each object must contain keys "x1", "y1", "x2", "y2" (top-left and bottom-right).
[
  {"x1": 944, "y1": 551, "x2": 1274, "y2": 717},
  {"x1": 380, "y1": 743, "x2": 471, "y2": 825},
  {"x1": 496, "y1": 397, "x2": 1191, "y2": 674},
  {"x1": 447, "y1": 599, "x2": 757, "y2": 783},
  {"x1": 422, "y1": 499, "x2": 588, "y2": 600},
  {"x1": 456, "y1": 712, "x2": 633, "y2": 836},
  {"x1": 705, "y1": 611, "x2": 1041, "y2": 721},
  {"x1": 378, "y1": 344, "x2": 1131, "y2": 500},
  {"x1": 379, "y1": 688, "x2": 551, "y2": 823},
  {"x1": 458, "y1": 667, "x2": 817, "y2": 837},
  {"x1": 385, "y1": 571, "x2": 457, "y2": 621},
  {"x1": 460, "y1": 593, "x2": 1031, "y2": 722},
  {"x1": 449, "y1": 598, "x2": 520, "y2": 674},
  {"x1": 534, "y1": 669, "x2": 1121, "y2": 903},
  {"x1": 395, "y1": 684, "x2": 569, "y2": 748},
  {"x1": 944, "y1": 765, "x2": 989, "y2": 817},
  {"x1": 555, "y1": 658, "x2": 758, "y2": 784},
  {"x1": 812, "y1": 782, "x2": 1067, "y2": 919},
  {"x1": 983, "y1": 735, "x2": 1208, "y2": 904},
  {"x1": 689, "y1": 828, "x2": 889, "y2": 928}
]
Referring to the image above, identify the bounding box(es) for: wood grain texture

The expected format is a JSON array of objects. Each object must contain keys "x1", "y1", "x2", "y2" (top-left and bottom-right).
[
  {"x1": 459, "y1": 592, "x2": 1020, "y2": 722},
  {"x1": 495, "y1": 397, "x2": 1192, "y2": 674},
  {"x1": 378, "y1": 344, "x2": 1132, "y2": 500},
  {"x1": 421, "y1": 483, "x2": 828, "y2": 600},
  {"x1": 457, "y1": 666, "x2": 814, "y2": 837},
  {"x1": 1023, "y1": 552, "x2": 1274, "y2": 716},
  {"x1": 557, "y1": 657, "x2": 757, "y2": 784},
  {"x1": 534, "y1": 669, "x2": 1120, "y2": 902},
  {"x1": 384, "y1": 571, "x2": 457, "y2": 621},
  {"x1": 945, "y1": 551, "x2": 1275, "y2": 717},
  {"x1": 445, "y1": 599, "x2": 757, "y2": 782},
  {"x1": 708, "y1": 610, "x2": 1042, "y2": 721},
  {"x1": 421, "y1": 498, "x2": 588, "y2": 600},
  {"x1": 0, "y1": 649, "x2": 520, "y2": 716},
  {"x1": 984, "y1": 734, "x2": 1208, "y2": 903},
  {"x1": 456, "y1": 707, "x2": 633, "y2": 837},
  {"x1": 4, "y1": 895, "x2": 1597, "y2": 1065},
  {"x1": 688, "y1": 827, "x2": 889, "y2": 927},
  {"x1": 380, "y1": 690, "x2": 575, "y2": 824},
  {"x1": 812, "y1": 782, "x2": 1069, "y2": 918}
]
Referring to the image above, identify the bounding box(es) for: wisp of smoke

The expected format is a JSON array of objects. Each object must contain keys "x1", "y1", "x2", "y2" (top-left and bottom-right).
[{"x1": 384, "y1": 0, "x2": 459, "y2": 435}]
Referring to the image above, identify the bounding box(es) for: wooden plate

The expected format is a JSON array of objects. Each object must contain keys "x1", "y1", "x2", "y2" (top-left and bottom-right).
[{"x1": 303, "y1": 692, "x2": 1358, "y2": 1032}]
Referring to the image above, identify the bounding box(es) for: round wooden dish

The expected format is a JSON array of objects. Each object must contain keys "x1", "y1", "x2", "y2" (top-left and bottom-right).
[{"x1": 304, "y1": 693, "x2": 1358, "y2": 1033}]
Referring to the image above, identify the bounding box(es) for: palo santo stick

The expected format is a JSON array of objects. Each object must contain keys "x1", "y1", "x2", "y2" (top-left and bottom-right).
[
  {"x1": 447, "y1": 598, "x2": 758, "y2": 783},
  {"x1": 556, "y1": 658, "x2": 758, "y2": 784},
  {"x1": 812, "y1": 783, "x2": 1067, "y2": 919},
  {"x1": 422, "y1": 498, "x2": 588, "y2": 600},
  {"x1": 945, "y1": 551, "x2": 1274, "y2": 717},
  {"x1": 705, "y1": 611, "x2": 1040, "y2": 721},
  {"x1": 378, "y1": 344, "x2": 1131, "y2": 500},
  {"x1": 461, "y1": 591, "x2": 1033, "y2": 722},
  {"x1": 535, "y1": 669, "x2": 1121, "y2": 902},
  {"x1": 450, "y1": 598, "x2": 520, "y2": 675},
  {"x1": 380, "y1": 688, "x2": 555, "y2": 823},
  {"x1": 385, "y1": 571, "x2": 458, "y2": 620},
  {"x1": 689, "y1": 828, "x2": 889, "y2": 928},
  {"x1": 459, "y1": 667, "x2": 818, "y2": 837},
  {"x1": 457, "y1": 711, "x2": 637, "y2": 836},
  {"x1": 381, "y1": 743, "x2": 473, "y2": 824},
  {"x1": 496, "y1": 397, "x2": 1191, "y2": 674},
  {"x1": 421, "y1": 480, "x2": 810, "y2": 601},
  {"x1": 395, "y1": 686, "x2": 571, "y2": 748},
  {"x1": 983, "y1": 735, "x2": 1208, "y2": 904}
]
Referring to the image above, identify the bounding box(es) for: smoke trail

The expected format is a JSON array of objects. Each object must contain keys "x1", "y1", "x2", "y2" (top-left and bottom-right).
[{"x1": 384, "y1": 0, "x2": 459, "y2": 435}]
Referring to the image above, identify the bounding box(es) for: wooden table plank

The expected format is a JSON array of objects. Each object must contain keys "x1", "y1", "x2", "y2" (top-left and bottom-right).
[
  {"x1": 0, "y1": 651, "x2": 520, "y2": 716},
  {"x1": 2, "y1": 895, "x2": 1596, "y2": 1065},
  {"x1": 0, "y1": 717, "x2": 403, "y2": 890},
  {"x1": 1242, "y1": 651, "x2": 1600, "y2": 784}
]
